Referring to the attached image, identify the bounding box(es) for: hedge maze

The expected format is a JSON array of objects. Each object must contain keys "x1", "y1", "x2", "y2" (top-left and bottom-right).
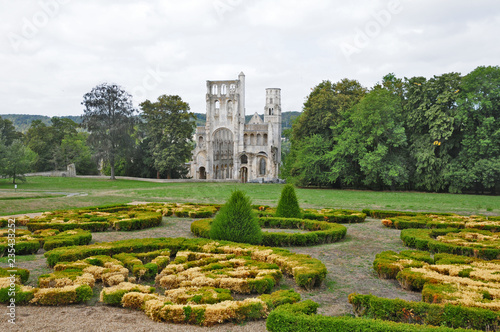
[{"x1": 1, "y1": 199, "x2": 499, "y2": 330}]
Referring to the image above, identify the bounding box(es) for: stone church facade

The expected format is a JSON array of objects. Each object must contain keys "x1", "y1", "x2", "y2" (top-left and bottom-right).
[{"x1": 189, "y1": 72, "x2": 281, "y2": 182}]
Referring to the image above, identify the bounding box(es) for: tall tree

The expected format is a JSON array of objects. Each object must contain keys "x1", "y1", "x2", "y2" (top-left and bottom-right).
[
  {"x1": 327, "y1": 86, "x2": 409, "y2": 190},
  {"x1": 446, "y1": 66, "x2": 500, "y2": 193},
  {"x1": 0, "y1": 139, "x2": 36, "y2": 184},
  {"x1": 140, "y1": 95, "x2": 195, "y2": 179},
  {"x1": 404, "y1": 73, "x2": 462, "y2": 192},
  {"x1": 81, "y1": 83, "x2": 137, "y2": 180}
]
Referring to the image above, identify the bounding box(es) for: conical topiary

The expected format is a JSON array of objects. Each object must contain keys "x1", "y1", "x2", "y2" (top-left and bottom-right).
[
  {"x1": 209, "y1": 190, "x2": 262, "y2": 245},
  {"x1": 275, "y1": 184, "x2": 302, "y2": 218}
]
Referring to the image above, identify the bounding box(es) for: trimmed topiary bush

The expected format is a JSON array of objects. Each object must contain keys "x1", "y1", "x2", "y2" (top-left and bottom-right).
[
  {"x1": 275, "y1": 184, "x2": 301, "y2": 218},
  {"x1": 209, "y1": 190, "x2": 262, "y2": 245}
]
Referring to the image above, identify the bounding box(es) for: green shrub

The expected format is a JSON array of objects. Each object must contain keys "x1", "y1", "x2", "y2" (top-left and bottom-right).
[
  {"x1": 0, "y1": 267, "x2": 30, "y2": 284},
  {"x1": 348, "y1": 293, "x2": 497, "y2": 331},
  {"x1": 209, "y1": 190, "x2": 262, "y2": 245},
  {"x1": 275, "y1": 184, "x2": 302, "y2": 218},
  {"x1": 266, "y1": 300, "x2": 477, "y2": 332}
]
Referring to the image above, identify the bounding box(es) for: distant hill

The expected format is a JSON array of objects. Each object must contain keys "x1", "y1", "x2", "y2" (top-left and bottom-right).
[
  {"x1": 1, "y1": 114, "x2": 82, "y2": 133},
  {"x1": 1, "y1": 111, "x2": 301, "y2": 135}
]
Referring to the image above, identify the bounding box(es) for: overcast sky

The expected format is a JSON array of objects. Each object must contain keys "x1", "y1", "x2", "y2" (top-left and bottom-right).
[{"x1": 1, "y1": 0, "x2": 499, "y2": 117}]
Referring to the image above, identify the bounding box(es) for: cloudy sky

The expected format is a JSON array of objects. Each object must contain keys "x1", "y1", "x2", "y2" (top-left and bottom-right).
[{"x1": 1, "y1": 0, "x2": 499, "y2": 117}]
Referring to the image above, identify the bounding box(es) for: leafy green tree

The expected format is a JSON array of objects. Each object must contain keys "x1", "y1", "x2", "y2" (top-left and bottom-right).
[
  {"x1": 0, "y1": 117, "x2": 21, "y2": 146},
  {"x1": 292, "y1": 79, "x2": 367, "y2": 141},
  {"x1": 404, "y1": 73, "x2": 462, "y2": 192},
  {"x1": 327, "y1": 86, "x2": 409, "y2": 190},
  {"x1": 446, "y1": 66, "x2": 500, "y2": 193},
  {"x1": 60, "y1": 132, "x2": 99, "y2": 175},
  {"x1": 275, "y1": 184, "x2": 302, "y2": 218},
  {"x1": 284, "y1": 79, "x2": 366, "y2": 187},
  {"x1": 0, "y1": 140, "x2": 36, "y2": 184},
  {"x1": 81, "y1": 83, "x2": 137, "y2": 180},
  {"x1": 209, "y1": 190, "x2": 262, "y2": 245},
  {"x1": 140, "y1": 95, "x2": 196, "y2": 179}
]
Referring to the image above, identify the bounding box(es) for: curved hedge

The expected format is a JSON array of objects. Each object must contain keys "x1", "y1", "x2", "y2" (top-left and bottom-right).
[
  {"x1": 349, "y1": 293, "x2": 498, "y2": 331},
  {"x1": 381, "y1": 214, "x2": 500, "y2": 232},
  {"x1": 400, "y1": 228, "x2": 500, "y2": 260},
  {"x1": 302, "y1": 209, "x2": 366, "y2": 223},
  {"x1": 266, "y1": 300, "x2": 475, "y2": 332},
  {"x1": 0, "y1": 229, "x2": 92, "y2": 256},
  {"x1": 20, "y1": 204, "x2": 162, "y2": 232},
  {"x1": 191, "y1": 217, "x2": 347, "y2": 247},
  {"x1": 44, "y1": 237, "x2": 327, "y2": 289}
]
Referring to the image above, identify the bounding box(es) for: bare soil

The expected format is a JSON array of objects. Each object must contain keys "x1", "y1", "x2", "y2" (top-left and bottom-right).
[{"x1": 2, "y1": 217, "x2": 420, "y2": 331}]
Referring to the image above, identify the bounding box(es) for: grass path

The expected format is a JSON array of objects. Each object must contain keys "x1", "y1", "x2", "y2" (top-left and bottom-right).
[{"x1": 1, "y1": 177, "x2": 498, "y2": 216}]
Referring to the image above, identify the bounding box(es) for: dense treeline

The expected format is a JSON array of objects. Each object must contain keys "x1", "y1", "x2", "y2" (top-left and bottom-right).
[{"x1": 282, "y1": 66, "x2": 499, "y2": 194}]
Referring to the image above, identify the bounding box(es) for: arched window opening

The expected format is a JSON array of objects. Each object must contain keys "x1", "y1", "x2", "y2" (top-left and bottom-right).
[
  {"x1": 244, "y1": 134, "x2": 248, "y2": 147},
  {"x1": 198, "y1": 136, "x2": 204, "y2": 148},
  {"x1": 215, "y1": 100, "x2": 220, "y2": 109},
  {"x1": 263, "y1": 134, "x2": 268, "y2": 145},
  {"x1": 212, "y1": 84, "x2": 218, "y2": 95},
  {"x1": 229, "y1": 84, "x2": 236, "y2": 93},
  {"x1": 259, "y1": 158, "x2": 266, "y2": 176},
  {"x1": 257, "y1": 134, "x2": 262, "y2": 146},
  {"x1": 241, "y1": 155, "x2": 248, "y2": 164},
  {"x1": 221, "y1": 84, "x2": 227, "y2": 95},
  {"x1": 227, "y1": 100, "x2": 233, "y2": 115},
  {"x1": 250, "y1": 134, "x2": 255, "y2": 145}
]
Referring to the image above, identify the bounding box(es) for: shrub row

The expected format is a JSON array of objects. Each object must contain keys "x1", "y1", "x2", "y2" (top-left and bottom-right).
[
  {"x1": 381, "y1": 214, "x2": 500, "y2": 232},
  {"x1": 266, "y1": 300, "x2": 475, "y2": 332},
  {"x1": 0, "y1": 229, "x2": 92, "y2": 255},
  {"x1": 23, "y1": 204, "x2": 162, "y2": 233},
  {"x1": 191, "y1": 218, "x2": 347, "y2": 247},
  {"x1": 27, "y1": 221, "x2": 109, "y2": 232},
  {"x1": 44, "y1": 237, "x2": 327, "y2": 289},
  {"x1": 348, "y1": 293, "x2": 498, "y2": 331},
  {"x1": 115, "y1": 288, "x2": 300, "y2": 326},
  {"x1": 0, "y1": 284, "x2": 92, "y2": 305},
  {"x1": 373, "y1": 250, "x2": 433, "y2": 279},
  {"x1": 400, "y1": 228, "x2": 500, "y2": 260},
  {"x1": 362, "y1": 209, "x2": 454, "y2": 219},
  {"x1": 0, "y1": 267, "x2": 30, "y2": 284},
  {"x1": 302, "y1": 209, "x2": 366, "y2": 223}
]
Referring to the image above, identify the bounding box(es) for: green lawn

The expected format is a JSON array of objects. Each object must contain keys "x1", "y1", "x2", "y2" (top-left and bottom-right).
[{"x1": 0, "y1": 176, "x2": 498, "y2": 216}]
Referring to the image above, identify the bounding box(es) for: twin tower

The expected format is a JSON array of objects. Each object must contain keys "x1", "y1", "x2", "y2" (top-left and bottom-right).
[{"x1": 189, "y1": 72, "x2": 282, "y2": 182}]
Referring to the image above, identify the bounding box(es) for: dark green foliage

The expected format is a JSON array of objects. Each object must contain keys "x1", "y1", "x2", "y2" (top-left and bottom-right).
[
  {"x1": 348, "y1": 294, "x2": 497, "y2": 331},
  {"x1": 259, "y1": 290, "x2": 301, "y2": 310},
  {"x1": 0, "y1": 267, "x2": 30, "y2": 284},
  {"x1": 192, "y1": 217, "x2": 347, "y2": 247},
  {"x1": 275, "y1": 185, "x2": 302, "y2": 218},
  {"x1": 209, "y1": 190, "x2": 262, "y2": 245}
]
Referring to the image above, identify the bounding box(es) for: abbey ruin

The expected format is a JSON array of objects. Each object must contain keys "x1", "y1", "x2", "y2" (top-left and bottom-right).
[{"x1": 189, "y1": 72, "x2": 282, "y2": 182}]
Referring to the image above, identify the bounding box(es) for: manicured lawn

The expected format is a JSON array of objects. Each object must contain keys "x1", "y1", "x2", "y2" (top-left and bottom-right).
[{"x1": 0, "y1": 177, "x2": 498, "y2": 216}]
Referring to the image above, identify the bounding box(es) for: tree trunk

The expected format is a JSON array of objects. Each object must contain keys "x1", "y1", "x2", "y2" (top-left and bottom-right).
[
  {"x1": 157, "y1": 171, "x2": 160, "y2": 179},
  {"x1": 110, "y1": 154, "x2": 116, "y2": 180}
]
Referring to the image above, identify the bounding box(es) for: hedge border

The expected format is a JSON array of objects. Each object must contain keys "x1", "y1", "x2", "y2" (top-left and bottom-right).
[
  {"x1": 191, "y1": 217, "x2": 347, "y2": 247},
  {"x1": 400, "y1": 228, "x2": 500, "y2": 260},
  {"x1": 266, "y1": 300, "x2": 476, "y2": 332},
  {"x1": 44, "y1": 237, "x2": 327, "y2": 289},
  {"x1": 348, "y1": 293, "x2": 498, "y2": 331}
]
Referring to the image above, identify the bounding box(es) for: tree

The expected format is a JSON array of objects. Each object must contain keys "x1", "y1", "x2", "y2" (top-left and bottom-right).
[
  {"x1": 275, "y1": 184, "x2": 302, "y2": 218},
  {"x1": 209, "y1": 190, "x2": 262, "y2": 245},
  {"x1": 446, "y1": 66, "x2": 500, "y2": 193},
  {"x1": 81, "y1": 83, "x2": 137, "y2": 180},
  {"x1": 327, "y1": 86, "x2": 409, "y2": 190},
  {"x1": 140, "y1": 95, "x2": 195, "y2": 179},
  {"x1": 0, "y1": 139, "x2": 36, "y2": 184},
  {"x1": 404, "y1": 73, "x2": 462, "y2": 192},
  {"x1": 60, "y1": 132, "x2": 99, "y2": 175}
]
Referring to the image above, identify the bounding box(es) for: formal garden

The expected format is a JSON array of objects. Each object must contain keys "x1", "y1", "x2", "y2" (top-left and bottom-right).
[{"x1": 0, "y1": 180, "x2": 499, "y2": 331}]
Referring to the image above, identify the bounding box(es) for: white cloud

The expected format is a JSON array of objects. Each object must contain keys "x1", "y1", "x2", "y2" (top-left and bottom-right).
[{"x1": 0, "y1": 0, "x2": 499, "y2": 117}]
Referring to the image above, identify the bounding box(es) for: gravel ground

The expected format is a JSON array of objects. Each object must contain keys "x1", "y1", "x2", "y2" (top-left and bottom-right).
[{"x1": 2, "y1": 216, "x2": 420, "y2": 331}]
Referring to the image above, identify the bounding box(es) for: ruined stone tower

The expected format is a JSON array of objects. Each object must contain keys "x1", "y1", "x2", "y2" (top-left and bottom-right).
[{"x1": 189, "y1": 72, "x2": 281, "y2": 182}]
